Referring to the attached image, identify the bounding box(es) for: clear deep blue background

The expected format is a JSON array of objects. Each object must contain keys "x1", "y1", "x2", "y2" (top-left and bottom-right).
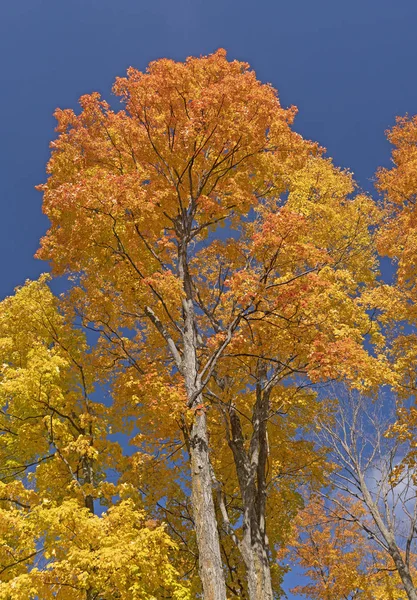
[{"x1": 2, "y1": 0, "x2": 417, "y2": 595}]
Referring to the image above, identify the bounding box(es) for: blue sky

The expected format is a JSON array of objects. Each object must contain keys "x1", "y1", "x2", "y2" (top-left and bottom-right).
[{"x1": 2, "y1": 0, "x2": 417, "y2": 596}]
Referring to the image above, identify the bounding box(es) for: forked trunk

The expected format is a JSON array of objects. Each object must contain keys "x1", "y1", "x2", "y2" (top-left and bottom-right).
[{"x1": 225, "y1": 379, "x2": 274, "y2": 600}]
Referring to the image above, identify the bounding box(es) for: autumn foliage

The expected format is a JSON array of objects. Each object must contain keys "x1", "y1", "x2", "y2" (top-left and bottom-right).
[{"x1": 1, "y1": 49, "x2": 417, "y2": 599}]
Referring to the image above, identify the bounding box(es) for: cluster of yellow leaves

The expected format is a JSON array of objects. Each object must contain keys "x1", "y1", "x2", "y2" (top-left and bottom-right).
[
  {"x1": 0, "y1": 278, "x2": 191, "y2": 599},
  {"x1": 0, "y1": 499, "x2": 189, "y2": 600}
]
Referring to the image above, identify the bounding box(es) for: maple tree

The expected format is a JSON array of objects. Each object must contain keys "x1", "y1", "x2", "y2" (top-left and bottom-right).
[
  {"x1": 31, "y1": 49, "x2": 386, "y2": 599},
  {"x1": 0, "y1": 277, "x2": 190, "y2": 599},
  {"x1": 28, "y1": 49, "x2": 392, "y2": 599},
  {"x1": 195, "y1": 159, "x2": 384, "y2": 598},
  {"x1": 37, "y1": 48, "x2": 316, "y2": 600}
]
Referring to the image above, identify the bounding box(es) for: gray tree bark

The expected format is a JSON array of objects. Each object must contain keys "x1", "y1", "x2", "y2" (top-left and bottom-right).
[
  {"x1": 189, "y1": 405, "x2": 227, "y2": 600},
  {"x1": 220, "y1": 370, "x2": 274, "y2": 600},
  {"x1": 179, "y1": 241, "x2": 227, "y2": 600}
]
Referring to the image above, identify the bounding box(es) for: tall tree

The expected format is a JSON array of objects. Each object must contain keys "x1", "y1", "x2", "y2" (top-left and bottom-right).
[
  {"x1": 37, "y1": 50, "x2": 382, "y2": 598},
  {"x1": 199, "y1": 154, "x2": 385, "y2": 598},
  {"x1": 36, "y1": 49, "x2": 316, "y2": 599}
]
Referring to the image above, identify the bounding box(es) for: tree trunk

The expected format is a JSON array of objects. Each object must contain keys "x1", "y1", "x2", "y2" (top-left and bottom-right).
[
  {"x1": 82, "y1": 455, "x2": 95, "y2": 515},
  {"x1": 251, "y1": 527, "x2": 273, "y2": 600},
  {"x1": 189, "y1": 404, "x2": 227, "y2": 600},
  {"x1": 240, "y1": 523, "x2": 273, "y2": 600},
  {"x1": 358, "y1": 473, "x2": 417, "y2": 600},
  {"x1": 251, "y1": 380, "x2": 273, "y2": 600},
  {"x1": 178, "y1": 236, "x2": 227, "y2": 599},
  {"x1": 225, "y1": 382, "x2": 274, "y2": 600},
  {"x1": 388, "y1": 545, "x2": 417, "y2": 600},
  {"x1": 82, "y1": 456, "x2": 95, "y2": 600}
]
